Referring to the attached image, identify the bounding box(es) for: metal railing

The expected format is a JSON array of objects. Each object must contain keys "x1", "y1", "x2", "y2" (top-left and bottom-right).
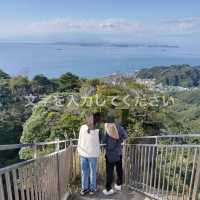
[
  {"x1": 124, "y1": 144, "x2": 200, "y2": 200},
  {"x1": 129, "y1": 134, "x2": 200, "y2": 145},
  {"x1": 0, "y1": 139, "x2": 105, "y2": 200},
  {"x1": 0, "y1": 135, "x2": 200, "y2": 200},
  {"x1": 0, "y1": 139, "x2": 73, "y2": 200}
]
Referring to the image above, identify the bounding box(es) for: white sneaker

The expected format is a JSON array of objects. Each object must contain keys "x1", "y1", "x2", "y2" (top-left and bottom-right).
[
  {"x1": 114, "y1": 184, "x2": 122, "y2": 191},
  {"x1": 102, "y1": 189, "x2": 114, "y2": 195}
]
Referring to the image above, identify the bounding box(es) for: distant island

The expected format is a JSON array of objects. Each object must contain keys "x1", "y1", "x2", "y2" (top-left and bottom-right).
[{"x1": 52, "y1": 41, "x2": 179, "y2": 48}]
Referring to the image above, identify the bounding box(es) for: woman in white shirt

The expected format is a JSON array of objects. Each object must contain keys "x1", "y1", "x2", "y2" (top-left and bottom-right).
[{"x1": 77, "y1": 114, "x2": 100, "y2": 196}]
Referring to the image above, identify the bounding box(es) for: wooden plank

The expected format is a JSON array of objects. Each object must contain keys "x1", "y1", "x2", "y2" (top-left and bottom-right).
[
  {"x1": 12, "y1": 169, "x2": 19, "y2": 200},
  {"x1": 18, "y1": 167, "x2": 25, "y2": 200},
  {"x1": 29, "y1": 164, "x2": 34, "y2": 200},
  {"x1": 37, "y1": 161, "x2": 42, "y2": 200},
  {"x1": 33, "y1": 161, "x2": 39, "y2": 200},
  {"x1": 5, "y1": 172, "x2": 13, "y2": 200},
  {"x1": 25, "y1": 166, "x2": 30, "y2": 200},
  {"x1": 47, "y1": 158, "x2": 51, "y2": 200},
  {"x1": 0, "y1": 174, "x2": 5, "y2": 200}
]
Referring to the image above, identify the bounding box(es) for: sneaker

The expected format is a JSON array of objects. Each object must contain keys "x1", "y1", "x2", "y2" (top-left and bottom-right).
[
  {"x1": 102, "y1": 189, "x2": 114, "y2": 195},
  {"x1": 89, "y1": 189, "x2": 96, "y2": 195},
  {"x1": 114, "y1": 184, "x2": 122, "y2": 191},
  {"x1": 80, "y1": 189, "x2": 89, "y2": 196}
]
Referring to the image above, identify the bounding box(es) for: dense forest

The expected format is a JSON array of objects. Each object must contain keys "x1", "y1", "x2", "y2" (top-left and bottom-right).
[
  {"x1": 0, "y1": 65, "x2": 200, "y2": 166},
  {"x1": 0, "y1": 70, "x2": 81, "y2": 166}
]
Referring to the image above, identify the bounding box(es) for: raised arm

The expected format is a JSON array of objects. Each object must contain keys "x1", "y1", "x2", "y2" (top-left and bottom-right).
[{"x1": 118, "y1": 125, "x2": 128, "y2": 142}]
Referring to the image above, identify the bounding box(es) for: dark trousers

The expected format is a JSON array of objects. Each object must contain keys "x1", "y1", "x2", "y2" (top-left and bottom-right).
[{"x1": 106, "y1": 156, "x2": 123, "y2": 191}]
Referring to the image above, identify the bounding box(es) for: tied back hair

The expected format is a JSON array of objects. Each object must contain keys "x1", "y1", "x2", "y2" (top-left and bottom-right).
[
  {"x1": 105, "y1": 115, "x2": 119, "y2": 139},
  {"x1": 105, "y1": 123, "x2": 119, "y2": 139}
]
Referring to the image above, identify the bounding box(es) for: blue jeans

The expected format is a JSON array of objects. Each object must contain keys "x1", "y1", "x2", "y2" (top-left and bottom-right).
[{"x1": 80, "y1": 156, "x2": 97, "y2": 191}]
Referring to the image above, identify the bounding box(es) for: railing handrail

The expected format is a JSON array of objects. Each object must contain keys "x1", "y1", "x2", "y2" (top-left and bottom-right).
[
  {"x1": 129, "y1": 133, "x2": 200, "y2": 140},
  {"x1": 0, "y1": 142, "x2": 74, "y2": 200},
  {"x1": 0, "y1": 139, "x2": 78, "y2": 151},
  {"x1": 126, "y1": 143, "x2": 200, "y2": 148},
  {"x1": 0, "y1": 147, "x2": 69, "y2": 174},
  {"x1": 1, "y1": 134, "x2": 200, "y2": 151}
]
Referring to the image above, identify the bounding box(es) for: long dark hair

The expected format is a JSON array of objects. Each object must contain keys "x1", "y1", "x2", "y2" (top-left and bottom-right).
[{"x1": 86, "y1": 113, "x2": 101, "y2": 133}]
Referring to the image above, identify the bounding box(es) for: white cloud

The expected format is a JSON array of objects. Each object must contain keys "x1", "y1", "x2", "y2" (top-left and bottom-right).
[
  {"x1": 0, "y1": 17, "x2": 200, "y2": 41},
  {"x1": 160, "y1": 18, "x2": 200, "y2": 34},
  {"x1": 26, "y1": 19, "x2": 143, "y2": 34},
  {"x1": 25, "y1": 17, "x2": 200, "y2": 38}
]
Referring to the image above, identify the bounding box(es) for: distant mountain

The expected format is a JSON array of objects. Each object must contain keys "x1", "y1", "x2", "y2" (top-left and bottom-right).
[{"x1": 136, "y1": 64, "x2": 200, "y2": 88}]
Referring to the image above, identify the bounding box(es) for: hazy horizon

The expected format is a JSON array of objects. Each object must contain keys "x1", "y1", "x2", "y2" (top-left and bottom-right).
[
  {"x1": 0, "y1": 1, "x2": 200, "y2": 78},
  {"x1": 0, "y1": 1, "x2": 200, "y2": 49}
]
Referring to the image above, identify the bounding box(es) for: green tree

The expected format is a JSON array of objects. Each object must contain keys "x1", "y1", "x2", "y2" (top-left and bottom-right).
[
  {"x1": 58, "y1": 72, "x2": 81, "y2": 92},
  {"x1": 0, "y1": 112, "x2": 22, "y2": 167},
  {"x1": 31, "y1": 74, "x2": 57, "y2": 94},
  {"x1": 9, "y1": 76, "x2": 30, "y2": 95},
  {"x1": 0, "y1": 80, "x2": 12, "y2": 108}
]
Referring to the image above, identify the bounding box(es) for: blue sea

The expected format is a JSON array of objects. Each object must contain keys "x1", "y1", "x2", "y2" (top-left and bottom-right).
[{"x1": 0, "y1": 42, "x2": 200, "y2": 78}]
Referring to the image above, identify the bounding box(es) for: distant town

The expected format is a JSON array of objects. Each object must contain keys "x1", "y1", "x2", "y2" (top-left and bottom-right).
[{"x1": 135, "y1": 78, "x2": 199, "y2": 92}]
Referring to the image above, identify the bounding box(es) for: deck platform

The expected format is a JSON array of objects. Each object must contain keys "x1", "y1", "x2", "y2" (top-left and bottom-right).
[{"x1": 70, "y1": 186, "x2": 145, "y2": 200}]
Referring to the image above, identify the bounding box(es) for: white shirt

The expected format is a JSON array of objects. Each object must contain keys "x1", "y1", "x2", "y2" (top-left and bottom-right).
[{"x1": 77, "y1": 124, "x2": 100, "y2": 158}]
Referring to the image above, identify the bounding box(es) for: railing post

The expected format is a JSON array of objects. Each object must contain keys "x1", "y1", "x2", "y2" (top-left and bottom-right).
[
  {"x1": 55, "y1": 138, "x2": 61, "y2": 200},
  {"x1": 65, "y1": 136, "x2": 68, "y2": 149},
  {"x1": 155, "y1": 136, "x2": 158, "y2": 145},
  {"x1": 69, "y1": 138, "x2": 73, "y2": 182},
  {"x1": 55, "y1": 138, "x2": 60, "y2": 152},
  {"x1": 70, "y1": 138, "x2": 73, "y2": 147},
  {"x1": 192, "y1": 150, "x2": 200, "y2": 200},
  {"x1": 123, "y1": 141, "x2": 128, "y2": 186},
  {"x1": 33, "y1": 143, "x2": 37, "y2": 159}
]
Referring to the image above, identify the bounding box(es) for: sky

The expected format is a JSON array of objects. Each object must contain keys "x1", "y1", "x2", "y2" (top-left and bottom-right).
[{"x1": 0, "y1": 0, "x2": 200, "y2": 47}]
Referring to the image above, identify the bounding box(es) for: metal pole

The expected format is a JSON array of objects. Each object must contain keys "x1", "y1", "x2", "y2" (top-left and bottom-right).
[
  {"x1": 55, "y1": 138, "x2": 60, "y2": 152},
  {"x1": 155, "y1": 136, "x2": 158, "y2": 145},
  {"x1": 192, "y1": 150, "x2": 200, "y2": 200},
  {"x1": 70, "y1": 138, "x2": 73, "y2": 147},
  {"x1": 55, "y1": 138, "x2": 61, "y2": 200},
  {"x1": 33, "y1": 143, "x2": 37, "y2": 159},
  {"x1": 122, "y1": 141, "x2": 128, "y2": 186},
  {"x1": 69, "y1": 138, "x2": 74, "y2": 182}
]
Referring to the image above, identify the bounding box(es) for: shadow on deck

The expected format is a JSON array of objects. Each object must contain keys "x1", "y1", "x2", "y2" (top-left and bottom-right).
[{"x1": 70, "y1": 185, "x2": 145, "y2": 200}]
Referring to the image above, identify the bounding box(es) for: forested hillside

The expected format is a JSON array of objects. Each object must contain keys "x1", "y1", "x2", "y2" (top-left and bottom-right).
[
  {"x1": 0, "y1": 70, "x2": 81, "y2": 167},
  {"x1": 168, "y1": 89, "x2": 200, "y2": 132},
  {"x1": 1, "y1": 68, "x2": 200, "y2": 165},
  {"x1": 137, "y1": 64, "x2": 200, "y2": 87}
]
